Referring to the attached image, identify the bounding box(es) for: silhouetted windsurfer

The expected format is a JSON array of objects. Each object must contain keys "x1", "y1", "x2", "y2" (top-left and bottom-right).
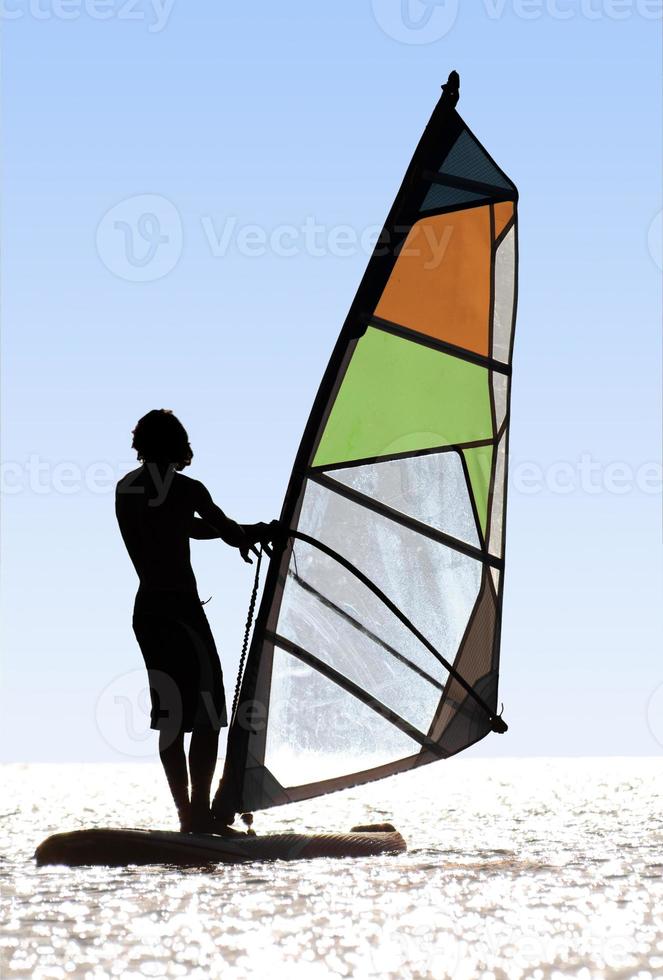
[{"x1": 115, "y1": 409, "x2": 277, "y2": 834}]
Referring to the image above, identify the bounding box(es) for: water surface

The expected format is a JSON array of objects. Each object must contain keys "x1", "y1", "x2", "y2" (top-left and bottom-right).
[{"x1": 2, "y1": 759, "x2": 662, "y2": 978}]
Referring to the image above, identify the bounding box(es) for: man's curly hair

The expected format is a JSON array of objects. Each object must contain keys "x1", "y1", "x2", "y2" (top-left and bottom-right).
[{"x1": 131, "y1": 409, "x2": 193, "y2": 471}]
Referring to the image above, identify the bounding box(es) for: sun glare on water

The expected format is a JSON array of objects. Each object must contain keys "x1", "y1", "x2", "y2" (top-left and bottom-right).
[{"x1": 1, "y1": 758, "x2": 663, "y2": 978}]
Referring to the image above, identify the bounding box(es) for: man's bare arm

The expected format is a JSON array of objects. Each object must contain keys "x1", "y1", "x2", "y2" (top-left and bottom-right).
[
  {"x1": 189, "y1": 517, "x2": 222, "y2": 540},
  {"x1": 192, "y1": 482, "x2": 256, "y2": 561}
]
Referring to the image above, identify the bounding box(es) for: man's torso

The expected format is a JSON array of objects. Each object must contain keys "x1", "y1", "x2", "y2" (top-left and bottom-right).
[{"x1": 115, "y1": 466, "x2": 199, "y2": 594}]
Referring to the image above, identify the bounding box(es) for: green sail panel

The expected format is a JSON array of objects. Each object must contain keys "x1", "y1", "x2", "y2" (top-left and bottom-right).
[
  {"x1": 313, "y1": 327, "x2": 493, "y2": 468},
  {"x1": 462, "y1": 444, "x2": 494, "y2": 540}
]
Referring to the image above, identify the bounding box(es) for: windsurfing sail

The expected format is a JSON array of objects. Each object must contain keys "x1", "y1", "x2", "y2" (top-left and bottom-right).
[{"x1": 213, "y1": 72, "x2": 518, "y2": 820}]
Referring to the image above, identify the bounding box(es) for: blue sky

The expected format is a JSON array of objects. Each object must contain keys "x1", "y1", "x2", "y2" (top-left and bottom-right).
[{"x1": 1, "y1": 2, "x2": 661, "y2": 761}]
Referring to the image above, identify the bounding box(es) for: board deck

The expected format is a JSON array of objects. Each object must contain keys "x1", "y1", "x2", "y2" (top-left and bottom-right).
[{"x1": 34, "y1": 827, "x2": 407, "y2": 867}]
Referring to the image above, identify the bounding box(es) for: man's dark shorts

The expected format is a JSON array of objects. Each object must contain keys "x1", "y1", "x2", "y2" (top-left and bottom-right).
[{"x1": 133, "y1": 590, "x2": 227, "y2": 733}]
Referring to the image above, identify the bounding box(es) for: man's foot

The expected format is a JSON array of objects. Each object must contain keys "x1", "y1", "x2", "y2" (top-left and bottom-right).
[
  {"x1": 184, "y1": 802, "x2": 247, "y2": 837},
  {"x1": 190, "y1": 819, "x2": 246, "y2": 837},
  {"x1": 192, "y1": 814, "x2": 247, "y2": 837},
  {"x1": 207, "y1": 818, "x2": 248, "y2": 838}
]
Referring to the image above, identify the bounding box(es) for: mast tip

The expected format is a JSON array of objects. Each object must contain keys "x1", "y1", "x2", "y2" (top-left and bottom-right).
[{"x1": 441, "y1": 71, "x2": 460, "y2": 108}]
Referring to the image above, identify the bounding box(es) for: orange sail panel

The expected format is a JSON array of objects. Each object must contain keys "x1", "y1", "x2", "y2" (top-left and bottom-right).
[
  {"x1": 493, "y1": 201, "x2": 515, "y2": 241},
  {"x1": 375, "y1": 207, "x2": 492, "y2": 357}
]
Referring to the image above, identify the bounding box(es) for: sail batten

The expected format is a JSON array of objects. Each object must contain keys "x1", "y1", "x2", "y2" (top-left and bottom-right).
[
  {"x1": 287, "y1": 568, "x2": 448, "y2": 693},
  {"x1": 213, "y1": 75, "x2": 518, "y2": 819},
  {"x1": 309, "y1": 470, "x2": 503, "y2": 568},
  {"x1": 266, "y1": 632, "x2": 449, "y2": 758}
]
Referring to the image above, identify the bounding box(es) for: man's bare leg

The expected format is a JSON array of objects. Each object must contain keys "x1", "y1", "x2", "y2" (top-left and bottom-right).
[
  {"x1": 188, "y1": 725, "x2": 219, "y2": 831},
  {"x1": 188, "y1": 727, "x2": 246, "y2": 836},
  {"x1": 158, "y1": 727, "x2": 190, "y2": 831}
]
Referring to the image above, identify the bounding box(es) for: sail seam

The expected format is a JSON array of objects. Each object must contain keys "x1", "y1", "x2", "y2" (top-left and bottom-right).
[
  {"x1": 428, "y1": 572, "x2": 493, "y2": 742},
  {"x1": 309, "y1": 438, "x2": 497, "y2": 474},
  {"x1": 458, "y1": 448, "x2": 488, "y2": 550},
  {"x1": 494, "y1": 217, "x2": 515, "y2": 251},
  {"x1": 423, "y1": 169, "x2": 516, "y2": 199},
  {"x1": 370, "y1": 316, "x2": 511, "y2": 375},
  {"x1": 414, "y1": 197, "x2": 514, "y2": 221}
]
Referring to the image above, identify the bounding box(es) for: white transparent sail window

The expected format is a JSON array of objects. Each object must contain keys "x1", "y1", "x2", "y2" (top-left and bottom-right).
[
  {"x1": 328, "y1": 451, "x2": 480, "y2": 548},
  {"x1": 492, "y1": 373, "x2": 509, "y2": 434},
  {"x1": 264, "y1": 646, "x2": 420, "y2": 788},
  {"x1": 488, "y1": 435, "x2": 507, "y2": 559},
  {"x1": 492, "y1": 227, "x2": 515, "y2": 364},
  {"x1": 295, "y1": 480, "x2": 482, "y2": 676},
  {"x1": 279, "y1": 539, "x2": 444, "y2": 733}
]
